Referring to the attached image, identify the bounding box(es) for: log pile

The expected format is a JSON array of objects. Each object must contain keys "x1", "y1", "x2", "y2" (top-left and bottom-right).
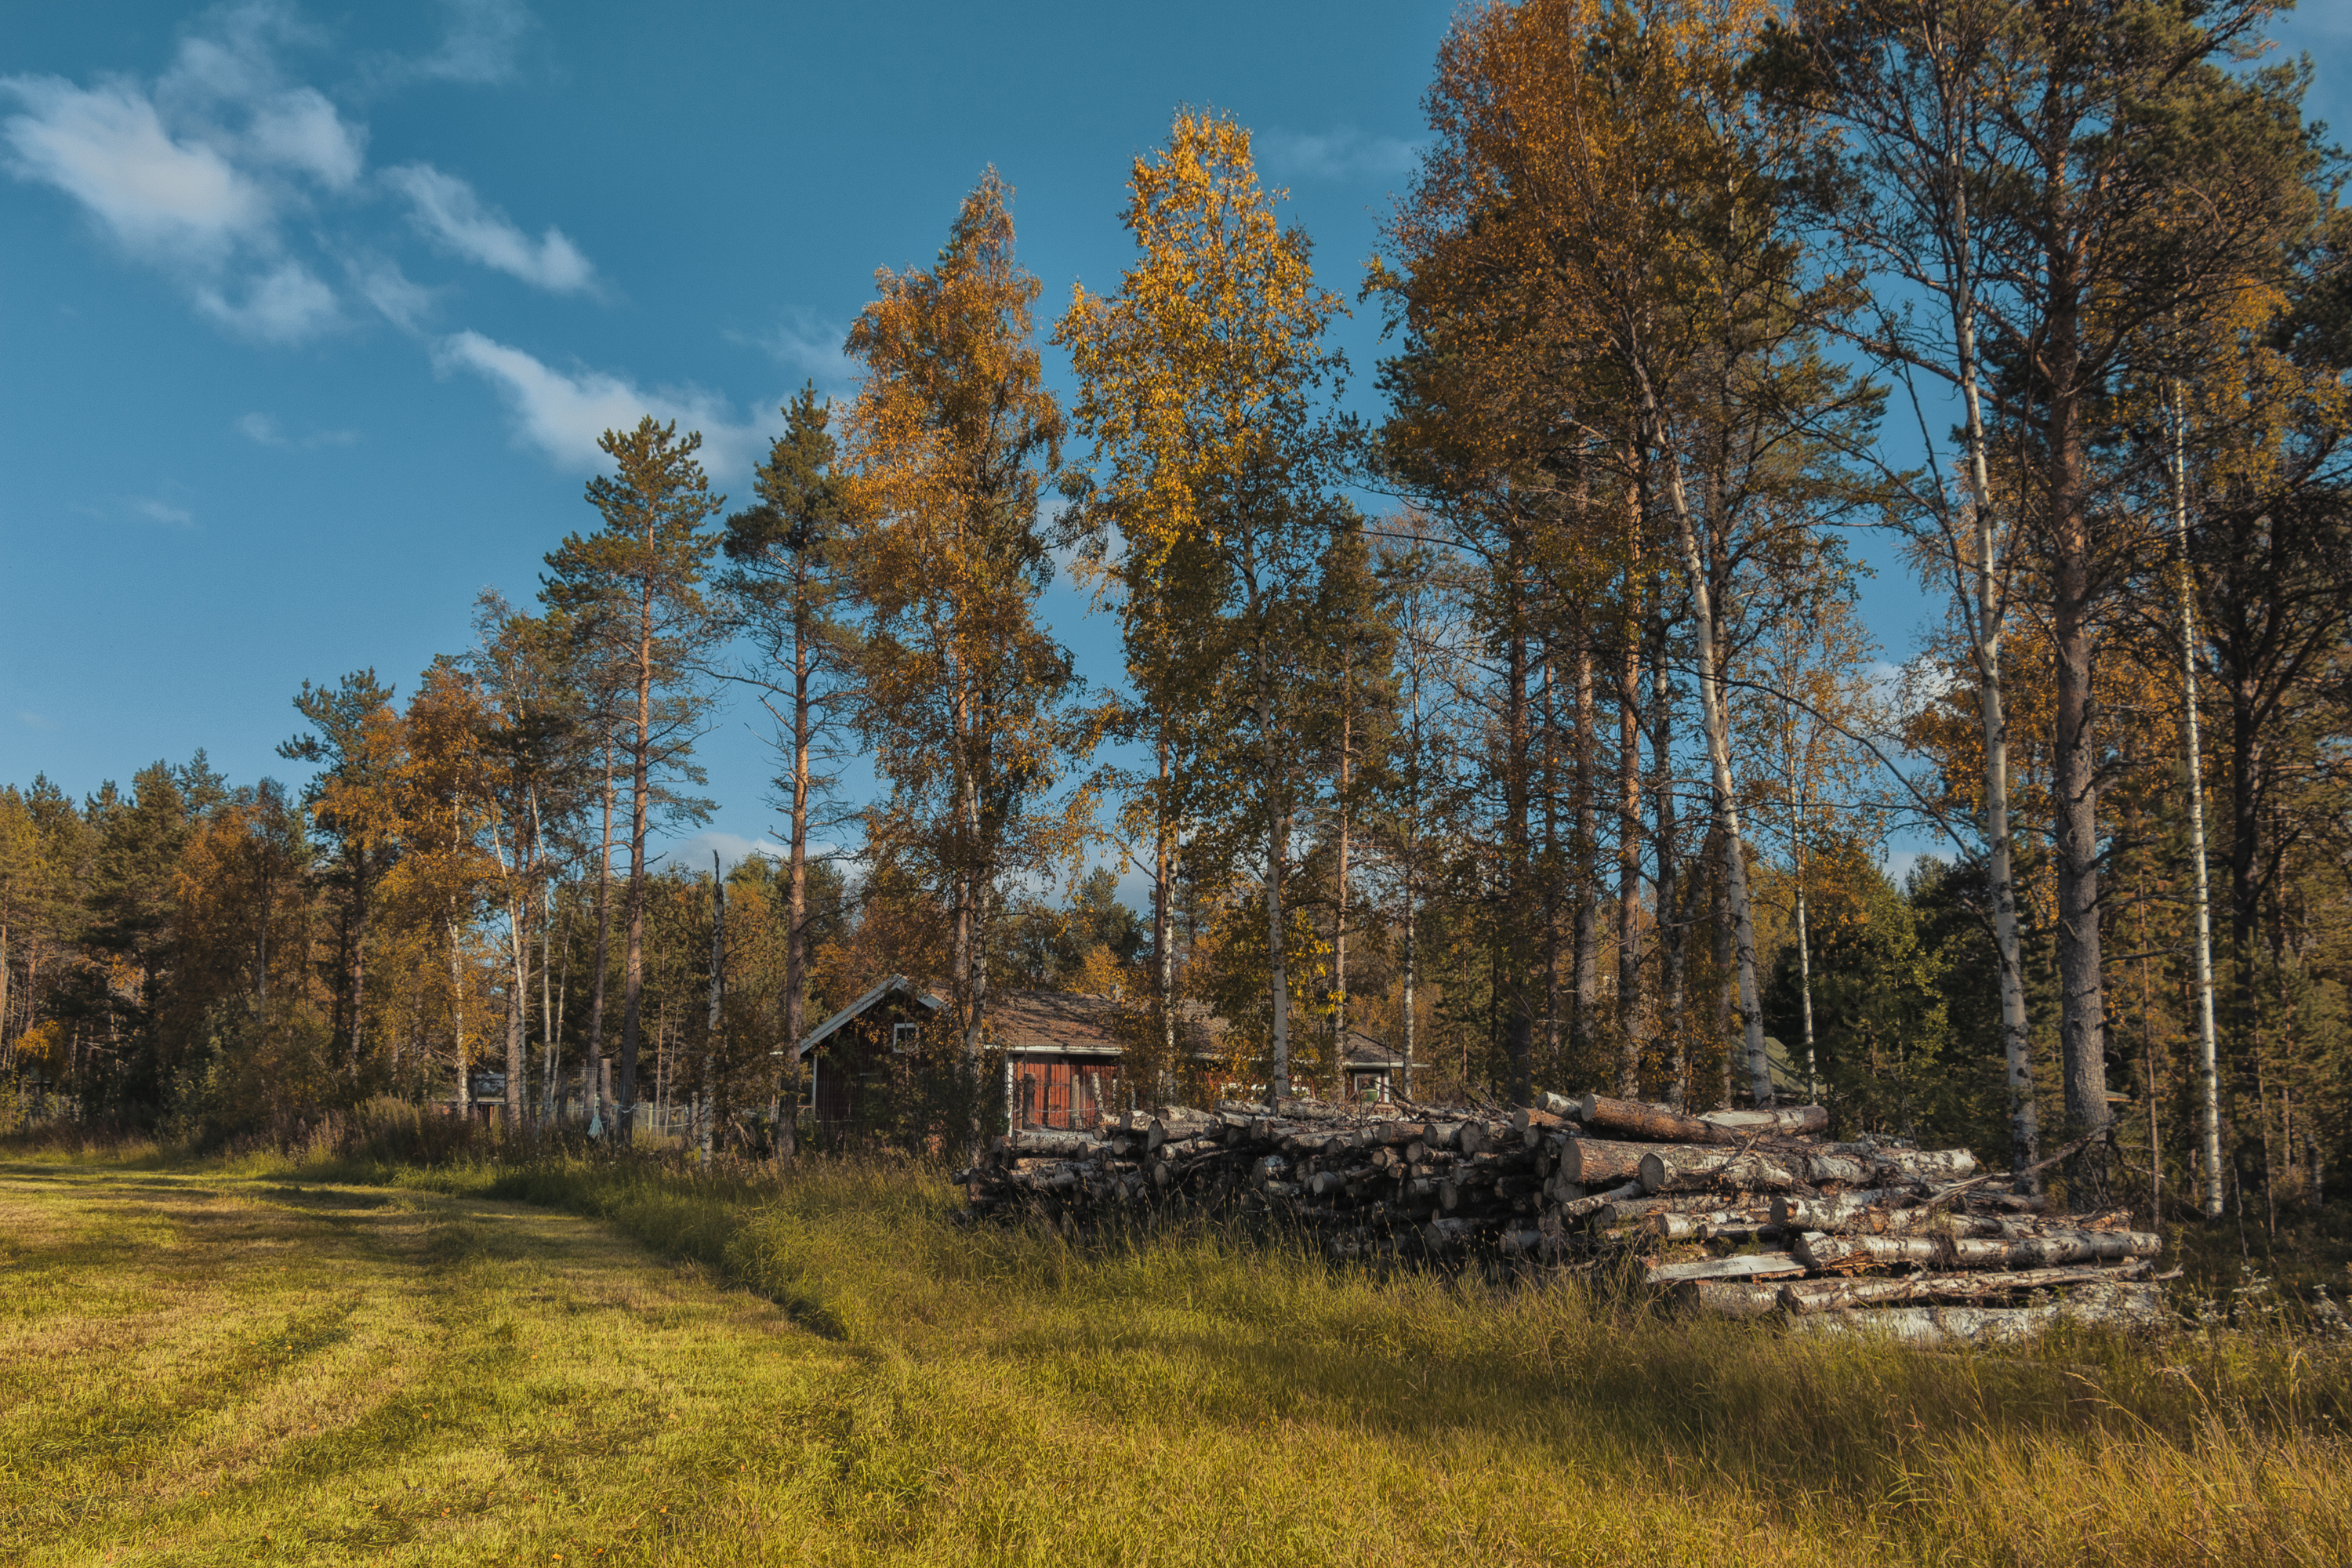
[
  {"x1": 1570, "y1": 1091, "x2": 2169, "y2": 1340},
  {"x1": 957, "y1": 1091, "x2": 2170, "y2": 1343}
]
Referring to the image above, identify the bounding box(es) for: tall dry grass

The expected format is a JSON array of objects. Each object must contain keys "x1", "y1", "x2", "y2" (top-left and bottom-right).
[
  {"x1": 292, "y1": 1149, "x2": 2352, "y2": 1566},
  {"x1": 12, "y1": 1120, "x2": 2347, "y2": 1566}
]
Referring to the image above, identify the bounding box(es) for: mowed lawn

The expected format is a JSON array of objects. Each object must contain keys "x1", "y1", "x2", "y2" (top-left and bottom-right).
[
  {"x1": 4, "y1": 1155, "x2": 2349, "y2": 1567},
  {"x1": 0, "y1": 1162, "x2": 853, "y2": 1566}
]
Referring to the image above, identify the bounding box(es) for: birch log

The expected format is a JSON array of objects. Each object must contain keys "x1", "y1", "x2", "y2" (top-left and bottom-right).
[
  {"x1": 1639, "y1": 1146, "x2": 1807, "y2": 1193},
  {"x1": 1798, "y1": 1230, "x2": 2161, "y2": 1272},
  {"x1": 1646, "y1": 1251, "x2": 1806, "y2": 1284},
  {"x1": 1777, "y1": 1265, "x2": 2147, "y2": 1316},
  {"x1": 1666, "y1": 1279, "x2": 1786, "y2": 1318},
  {"x1": 1792, "y1": 1283, "x2": 2171, "y2": 1344},
  {"x1": 1700, "y1": 1105, "x2": 1828, "y2": 1138},
  {"x1": 1815, "y1": 1145, "x2": 1979, "y2": 1181},
  {"x1": 1773, "y1": 1189, "x2": 1926, "y2": 1229}
]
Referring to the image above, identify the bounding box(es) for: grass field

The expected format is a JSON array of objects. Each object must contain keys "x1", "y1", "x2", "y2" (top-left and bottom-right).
[{"x1": 4, "y1": 1148, "x2": 2349, "y2": 1566}]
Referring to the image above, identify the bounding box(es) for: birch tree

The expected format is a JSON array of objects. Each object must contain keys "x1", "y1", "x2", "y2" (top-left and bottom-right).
[
  {"x1": 1058, "y1": 111, "x2": 1346, "y2": 1101},
  {"x1": 842, "y1": 171, "x2": 1091, "y2": 1134}
]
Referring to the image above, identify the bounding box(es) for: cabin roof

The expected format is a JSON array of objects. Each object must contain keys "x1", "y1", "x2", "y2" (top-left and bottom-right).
[
  {"x1": 797, "y1": 980, "x2": 1403, "y2": 1070},
  {"x1": 795, "y1": 974, "x2": 945, "y2": 1058},
  {"x1": 992, "y1": 990, "x2": 1123, "y2": 1058},
  {"x1": 1340, "y1": 1027, "x2": 1403, "y2": 1069}
]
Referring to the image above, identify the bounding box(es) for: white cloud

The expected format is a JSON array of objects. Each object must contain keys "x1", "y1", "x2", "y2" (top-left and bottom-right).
[
  {"x1": 239, "y1": 409, "x2": 358, "y2": 448},
  {"x1": 243, "y1": 85, "x2": 364, "y2": 186},
  {"x1": 347, "y1": 252, "x2": 434, "y2": 331},
  {"x1": 0, "y1": 7, "x2": 366, "y2": 342},
  {"x1": 385, "y1": 162, "x2": 593, "y2": 293},
  {"x1": 131, "y1": 496, "x2": 195, "y2": 527},
  {"x1": 409, "y1": 0, "x2": 531, "y2": 85},
  {"x1": 16, "y1": 710, "x2": 60, "y2": 731},
  {"x1": 0, "y1": 74, "x2": 264, "y2": 257},
  {"x1": 195, "y1": 259, "x2": 339, "y2": 342},
  {"x1": 436, "y1": 329, "x2": 772, "y2": 477},
  {"x1": 1257, "y1": 126, "x2": 1421, "y2": 183},
  {"x1": 736, "y1": 310, "x2": 857, "y2": 394},
  {"x1": 670, "y1": 831, "x2": 787, "y2": 874}
]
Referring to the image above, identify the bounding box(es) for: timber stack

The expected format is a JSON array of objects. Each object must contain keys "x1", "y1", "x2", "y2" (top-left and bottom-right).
[{"x1": 958, "y1": 1091, "x2": 2171, "y2": 1344}]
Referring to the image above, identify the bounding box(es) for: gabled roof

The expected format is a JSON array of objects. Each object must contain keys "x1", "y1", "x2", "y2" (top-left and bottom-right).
[
  {"x1": 796, "y1": 974, "x2": 944, "y2": 1059},
  {"x1": 992, "y1": 990, "x2": 1123, "y2": 1058},
  {"x1": 1341, "y1": 1027, "x2": 1403, "y2": 1069}
]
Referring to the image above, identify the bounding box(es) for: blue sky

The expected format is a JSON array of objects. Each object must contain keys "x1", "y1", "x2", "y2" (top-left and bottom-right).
[{"x1": 3, "y1": 0, "x2": 2346, "y2": 882}]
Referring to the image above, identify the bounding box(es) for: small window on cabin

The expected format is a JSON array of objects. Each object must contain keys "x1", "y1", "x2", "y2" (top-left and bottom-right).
[{"x1": 891, "y1": 1021, "x2": 920, "y2": 1054}]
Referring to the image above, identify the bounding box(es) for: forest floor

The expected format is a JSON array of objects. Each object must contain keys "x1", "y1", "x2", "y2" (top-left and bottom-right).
[{"x1": 3, "y1": 1149, "x2": 2350, "y2": 1567}]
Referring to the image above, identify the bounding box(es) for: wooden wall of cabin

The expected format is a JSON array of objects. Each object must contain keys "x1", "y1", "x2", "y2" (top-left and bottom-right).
[{"x1": 1010, "y1": 1058, "x2": 1120, "y2": 1131}]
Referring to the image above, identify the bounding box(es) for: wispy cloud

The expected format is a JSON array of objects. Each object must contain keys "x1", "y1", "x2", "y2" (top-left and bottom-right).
[
  {"x1": 16, "y1": 710, "x2": 60, "y2": 731},
  {"x1": 345, "y1": 251, "x2": 435, "y2": 330},
  {"x1": 0, "y1": 76, "x2": 267, "y2": 260},
  {"x1": 434, "y1": 330, "x2": 773, "y2": 478},
  {"x1": 403, "y1": 0, "x2": 532, "y2": 86},
  {"x1": 1256, "y1": 125, "x2": 1421, "y2": 183},
  {"x1": 239, "y1": 85, "x2": 365, "y2": 187},
  {"x1": 130, "y1": 495, "x2": 195, "y2": 527},
  {"x1": 385, "y1": 162, "x2": 594, "y2": 294},
  {"x1": 0, "y1": 4, "x2": 364, "y2": 340},
  {"x1": 733, "y1": 310, "x2": 857, "y2": 396},
  {"x1": 239, "y1": 410, "x2": 358, "y2": 447},
  {"x1": 671, "y1": 830, "x2": 786, "y2": 873},
  {"x1": 2, "y1": 1, "x2": 566, "y2": 344},
  {"x1": 194, "y1": 257, "x2": 339, "y2": 342}
]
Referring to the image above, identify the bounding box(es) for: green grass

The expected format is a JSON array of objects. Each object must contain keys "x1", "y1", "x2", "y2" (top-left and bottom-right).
[{"x1": 4, "y1": 1145, "x2": 2349, "y2": 1566}]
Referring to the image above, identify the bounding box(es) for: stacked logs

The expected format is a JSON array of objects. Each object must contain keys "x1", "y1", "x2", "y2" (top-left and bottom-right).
[
  {"x1": 960, "y1": 1098, "x2": 1559, "y2": 1261},
  {"x1": 958, "y1": 1091, "x2": 2171, "y2": 1342},
  {"x1": 1568, "y1": 1092, "x2": 2170, "y2": 1341}
]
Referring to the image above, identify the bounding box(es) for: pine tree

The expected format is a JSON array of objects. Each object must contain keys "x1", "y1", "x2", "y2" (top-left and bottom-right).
[
  {"x1": 543, "y1": 417, "x2": 722, "y2": 1140},
  {"x1": 724, "y1": 383, "x2": 855, "y2": 1153}
]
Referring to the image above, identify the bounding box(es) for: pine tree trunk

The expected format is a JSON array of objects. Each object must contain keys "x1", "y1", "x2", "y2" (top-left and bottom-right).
[
  {"x1": 2045, "y1": 257, "x2": 2111, "y2": 1203},
  {"x1": 781, "y1": 580, "x2": 813, "y2": 1163},
  {"x1": 1261, "y1": 655, "x2": 1290, "y2": 1101},
  {"x1": 1541, "y1": 654, "x2": 1563, "y2": 1080},
  {"x1": 1504, "y1": 590, "x2": 1533, "y2": 1105},
  {"x1": 1573, "y1": 634, "x2": 1599, "y2": 1074},
  {"x1": 586, "y1": 736, "x2": 615, "y2": 1136},
  {"x1": 1335, "y1": 639, "x2": 1352, "y2": 1076},
  {"x1": 1647, "y1": 607, "x2": 1685, "y2": 1108},
  {"x1": 620, "y1": 571, "x2": 655, "y2": 1144},
  {"x1": 702, "y1": 852, "x2": 724, "y2": 1171},
  {"x1": 1615, "y1": 481, "x2": 1645, "y2": 1098},
  {"x1": 341, "y1": 851, "x2": 370, "y2": 1076}
]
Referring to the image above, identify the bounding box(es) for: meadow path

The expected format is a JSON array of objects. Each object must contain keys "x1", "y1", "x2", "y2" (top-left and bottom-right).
[{"x1": 0, "y1": 1160, "x2": 844, "y2": 1566}]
